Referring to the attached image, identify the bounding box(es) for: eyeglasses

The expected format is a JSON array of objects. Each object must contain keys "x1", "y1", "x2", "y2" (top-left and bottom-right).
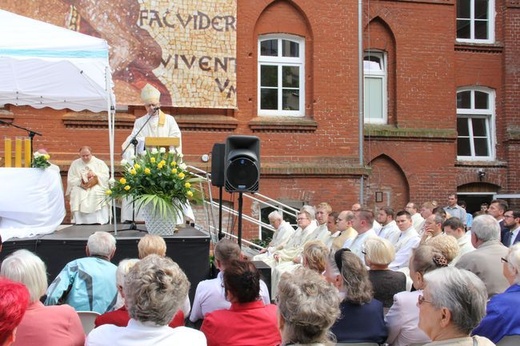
[
  {"x1": 501, "y1": 257, "x2": 509, "y2": 263},
  {"x1": 417, "y1": 295, "x2": 433, "y2": 306},
  {"x1": 296, "y1": 217, "x2": 308, "y2": 221},
  {"x1": 336, "y1": 218, "x2": 344, "y2": 222},
  {"x1": 504, "y1": 215, "x2": 515, "y2": 219}
]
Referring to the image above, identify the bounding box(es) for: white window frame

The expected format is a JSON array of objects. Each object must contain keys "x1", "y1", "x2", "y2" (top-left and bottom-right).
[
  {"x1": 258, "y1": 34, "x2": 305, "y2": 117},
  {"x1": 364, "y1": 51, "x2": 387, "y2": 124},
  {"x1": 456, "y1": 0, "x2": 495, "y2": 44},
  {"x1": 456, "y1": 87, "x2": 496, "y2": 161}
]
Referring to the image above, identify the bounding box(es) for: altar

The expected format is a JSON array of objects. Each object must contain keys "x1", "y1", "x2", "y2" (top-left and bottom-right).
[{"x1": 0, "y1": 167, "x2": 65, "y2": 241}]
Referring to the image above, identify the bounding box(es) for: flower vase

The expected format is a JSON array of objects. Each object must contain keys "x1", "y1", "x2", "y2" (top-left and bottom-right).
[{"x1": 142, "y1": 204, "x2": 176, "y2": 236}]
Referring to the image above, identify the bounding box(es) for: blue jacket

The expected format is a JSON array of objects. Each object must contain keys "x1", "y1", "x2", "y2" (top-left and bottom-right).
[
  {"x1": 472, "y1": 284, "x2": 520, "y2": 343},
  {"x1": 45, "y1": 256, "x2": 117, "y2": 314}
]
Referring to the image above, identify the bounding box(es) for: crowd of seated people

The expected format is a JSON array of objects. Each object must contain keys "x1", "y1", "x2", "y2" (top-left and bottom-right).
[{"x1": 1, "y1": 197, "x2": 519, "y2": 346}]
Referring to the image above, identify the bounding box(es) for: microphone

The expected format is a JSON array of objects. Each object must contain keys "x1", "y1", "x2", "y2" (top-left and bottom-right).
[{"x1": 153, "y1": 106, "x2": 160, "y2": 112}]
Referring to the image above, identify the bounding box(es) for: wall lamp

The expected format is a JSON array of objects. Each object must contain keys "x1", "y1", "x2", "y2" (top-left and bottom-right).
[{"x1": 478, "y1": 168, "x2": 486, "y2": 182}]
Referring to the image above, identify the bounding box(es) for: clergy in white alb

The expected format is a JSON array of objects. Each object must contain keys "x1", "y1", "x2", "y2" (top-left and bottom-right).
[{"x1": 66, "y1": 146, "x2": 110, "y2": 224}]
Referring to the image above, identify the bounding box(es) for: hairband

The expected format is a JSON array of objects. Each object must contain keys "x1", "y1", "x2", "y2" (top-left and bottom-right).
[{"x1": 432, "y1": 254, "x2": 448, "y2": 267}]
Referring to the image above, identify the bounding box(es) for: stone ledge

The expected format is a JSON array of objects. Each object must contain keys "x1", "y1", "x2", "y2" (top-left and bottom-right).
[
  {"x1": 454, "y1": 42, "x2": 504, "y2": 54},
  {"x1": 175, "y1": 114, "x2": 238, "y2": 131},
  {"x1": 248, "y1": 116, "x2": 318, "y2": 133},
  {"x1": 62, "y1": 111, "x2": 135, "y2": 128},
  {"x1": 364, "y1": 125, "x2": 457, "y2": 141},
  {"x1": 506, "y1": 126, "x2": 520, "y2": 141}
]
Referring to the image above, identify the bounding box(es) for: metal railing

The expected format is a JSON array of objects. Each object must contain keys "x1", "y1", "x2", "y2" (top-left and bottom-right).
[{"x1": 188, "y1": 165, "x2": 299, "y2": 250}]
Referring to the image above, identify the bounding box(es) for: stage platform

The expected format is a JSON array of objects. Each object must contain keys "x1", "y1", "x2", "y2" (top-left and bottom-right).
[{"x1": 0, "y1": 224, "x2": 211, "y2": 302}]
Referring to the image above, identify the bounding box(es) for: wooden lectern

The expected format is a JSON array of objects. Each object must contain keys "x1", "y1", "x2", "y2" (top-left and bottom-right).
[{"x1": 144, "y1": 137, "x2": 181, "y2": 149}]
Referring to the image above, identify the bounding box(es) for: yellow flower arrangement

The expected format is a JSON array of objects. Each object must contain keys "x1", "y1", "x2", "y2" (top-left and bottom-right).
[{"x1": 108, "y1": 148, "x2": 202, "y2": 220}]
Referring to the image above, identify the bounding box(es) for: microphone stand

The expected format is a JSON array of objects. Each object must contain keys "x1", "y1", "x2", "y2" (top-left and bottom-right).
[
  {"x1": 119, "y1": 109, "x2": 158, "y2": 232},
  {"x1": 0, "y1": 119, "x2": 42, "y2": 166}
]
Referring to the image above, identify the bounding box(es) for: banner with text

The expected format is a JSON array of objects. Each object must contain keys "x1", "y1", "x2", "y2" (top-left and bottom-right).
[{"x1": 1, "y1": 0, "x2": 237, "y2": 108}]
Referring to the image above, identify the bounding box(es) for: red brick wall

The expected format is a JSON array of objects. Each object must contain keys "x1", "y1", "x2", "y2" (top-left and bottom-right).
[{"x1": 2, "y1": 0, "x2": 519, "y2": 238}]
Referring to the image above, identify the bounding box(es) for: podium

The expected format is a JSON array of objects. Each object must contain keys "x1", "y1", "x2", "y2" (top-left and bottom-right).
[{"x1": 145, "y1": 137, "x2": 180, "y2": 149}]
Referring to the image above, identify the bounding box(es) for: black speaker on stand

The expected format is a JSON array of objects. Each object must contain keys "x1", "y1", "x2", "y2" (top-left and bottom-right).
[
  {"x1": 224, "y1": 136, "x2": 260, "y2": 246},
  {"x1": 211, "y1": 143, "x2": 226, "y2": 240}
]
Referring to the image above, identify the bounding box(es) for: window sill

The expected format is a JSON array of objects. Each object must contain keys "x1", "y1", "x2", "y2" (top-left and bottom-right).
[
  {"x1": 455, "y1": 42, "x2": 503, "y2": 53},
  {"x1": 364, "y1": 125, "x2": 457, "y2": 141},
  {"x1": 62, "y1": 111, "x2": 135, "y2": 128},
  {"x1": 248, "y1": 116, "x2": 317, "y2": 133},
  {"x1": 455, "y1": 160, "x2": 507, "y2": 168}
]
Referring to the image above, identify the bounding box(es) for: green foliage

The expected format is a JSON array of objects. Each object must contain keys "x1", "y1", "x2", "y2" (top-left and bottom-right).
[{"x1": 107, "y1": 148, "x2": 202, "y2": 220}]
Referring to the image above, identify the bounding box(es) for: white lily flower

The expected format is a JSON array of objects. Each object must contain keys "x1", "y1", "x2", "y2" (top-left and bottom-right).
[
  {"x1": 151, "y1": 148, "x2": 158, "y2": 154},
  {"x1": 179, "y1": 163, "x2": 187, "y2": 170},
  {"x1": 109, "y1": 177, "x2": 116, "y2": 184},
  {"x1": 159, "y1": 147, "x2": 166, "y2": 153},
  {"x1": 120, "y1": 159, "x2": 128, "y2": 166}
]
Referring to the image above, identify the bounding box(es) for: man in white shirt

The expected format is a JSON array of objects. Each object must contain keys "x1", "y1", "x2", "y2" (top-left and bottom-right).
[
  {"x1": 306, "y1": 202, "x2": 332, "y2": 245},
  {"x1": 376, "y1": 207, "x2": 401, "y2": 245},
  {"x1": 405, "y1": 202, "x2": 424, "y2": 232},
  {"x1": 343, "y1": 209, "x2": 377, "y2": 265},
  {"x1": 389, "y1": 210, "x2": 420, "y2": 270},
  {"x1": 443, "y1": 216, "x2": 474, "y2": 265}
]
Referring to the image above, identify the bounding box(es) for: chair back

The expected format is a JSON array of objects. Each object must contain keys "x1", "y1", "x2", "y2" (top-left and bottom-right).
[
  {"x1": 497, "y1": 335, "x2": 520, "y2": 346},
  {"x1": 77, "y1": 311, "x2": 100, "y2": 334}
]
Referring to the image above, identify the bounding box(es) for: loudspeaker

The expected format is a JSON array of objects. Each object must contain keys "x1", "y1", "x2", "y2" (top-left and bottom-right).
[
  {"x1": 210, "y1": 143, "x2": 225, "y2": 187},
  {"x1": 224, "y1": 135, "x2": 260, "y2": 193}
]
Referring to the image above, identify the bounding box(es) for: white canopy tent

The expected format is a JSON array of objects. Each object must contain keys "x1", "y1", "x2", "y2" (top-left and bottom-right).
[{"x1": 0, "y1": 9, "x2": 117, "y2": 238}]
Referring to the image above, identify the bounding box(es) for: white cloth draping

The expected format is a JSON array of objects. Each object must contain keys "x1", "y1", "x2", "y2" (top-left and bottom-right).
[{"x1": 0, "y1": 168, "x2": 65, "y2": 241}]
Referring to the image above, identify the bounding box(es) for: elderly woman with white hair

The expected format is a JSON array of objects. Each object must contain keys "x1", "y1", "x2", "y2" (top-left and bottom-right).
[
  {"x1": 363, "y1": 237, "x2": 406, "y2": 309},
  {"x1": 86, "y1": 255, "x2": 206, "y2": 346},
  {"x1": 472, "y1": 243, "x2": 520, "y2": 343},
  {"x1": 418, "y1": 267, "x2": 495, "y2": 345},
  {"x1": 0, "y1": 249, "x2": 85, "y2": 345},
  {"x1": 277, "y1": 267, "x2": 340, "y2": 345}
]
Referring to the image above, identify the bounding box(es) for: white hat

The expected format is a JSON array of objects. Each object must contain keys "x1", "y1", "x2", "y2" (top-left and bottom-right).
[{"x1": 141, "y1": 84, "x2": 161, "y2": 104}]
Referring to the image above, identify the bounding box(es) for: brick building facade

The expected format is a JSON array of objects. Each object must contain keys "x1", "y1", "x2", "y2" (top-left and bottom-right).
[{"x1": 1, "y1": 0, "x2": 519, "y2": 239}]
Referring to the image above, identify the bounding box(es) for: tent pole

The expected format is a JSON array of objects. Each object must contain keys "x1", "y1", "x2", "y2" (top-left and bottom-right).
[{"x1": 105, "y1": 65, "x2": 117, "y2": 236}]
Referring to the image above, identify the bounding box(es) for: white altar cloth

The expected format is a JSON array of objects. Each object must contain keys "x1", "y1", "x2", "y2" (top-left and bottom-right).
[{"x1": 0, "y1": 168, "x2": 65, "y2": 241}]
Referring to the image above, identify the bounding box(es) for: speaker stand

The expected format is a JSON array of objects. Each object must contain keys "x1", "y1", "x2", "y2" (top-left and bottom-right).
[
  {"x1": 237, "y1": 192, "x2": 243, "y2": 247},
  {"x1": 218, "y1": 186, "x2": 224, "y2": 240}
]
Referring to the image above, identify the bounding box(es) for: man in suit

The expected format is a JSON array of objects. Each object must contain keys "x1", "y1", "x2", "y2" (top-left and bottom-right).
[
  {"x1": 502, "y1": 210, "x2": 520, "y2": 247},
  {"x1": 455, "y1": 214, "x2": 509, "y2": 298},
  {"x1": 487, "y1": 199, "x2": 509, "y2": 245}
]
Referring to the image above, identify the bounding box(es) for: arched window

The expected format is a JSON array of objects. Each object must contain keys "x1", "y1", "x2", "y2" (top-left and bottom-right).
[
  {"x1": 457, "y1": 88, "x2": 495, "y2": 160},
  {"x1": 364, "y1": 51, "x2": 387, "y2": 124},
  {"x1": 258, "y1": 35, "x2": 305, "y2": 116}
]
